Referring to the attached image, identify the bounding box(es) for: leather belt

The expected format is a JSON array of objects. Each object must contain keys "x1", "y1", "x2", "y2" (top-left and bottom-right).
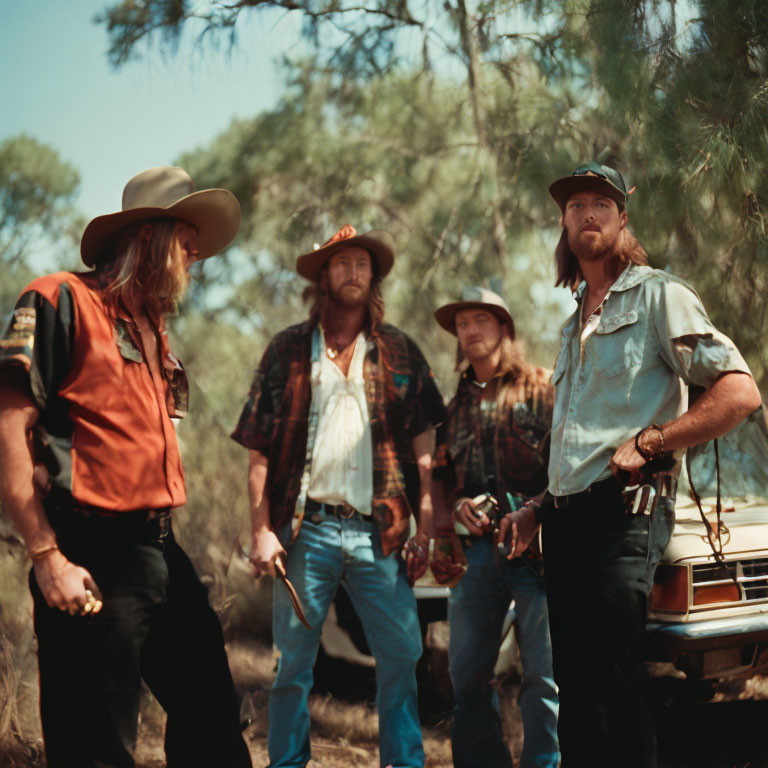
[
  {"x1": 76, "y1": 505, "x2": 172, "y2": 541},
  {"x1": 553, "y1": 476, "x2": 621, "y2": 509},
  {"x1": 305, "y1": 497, "x2": 359, "y2": 522},
  {"x1": 554, "y1": 474, "x2": 677, "y2": 516}
]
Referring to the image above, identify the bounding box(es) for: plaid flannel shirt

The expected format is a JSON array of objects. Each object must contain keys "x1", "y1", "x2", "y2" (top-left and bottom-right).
[
  {"x1": 232, "y1": 320, "x2": 446, "y2": 555},
  {"x1": 435, "y1": 366, "x2": 554, "y2": 522}
]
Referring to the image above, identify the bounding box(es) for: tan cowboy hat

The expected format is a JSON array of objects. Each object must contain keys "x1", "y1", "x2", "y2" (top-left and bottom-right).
[
  {"x1": 435, "y1": 286, "x2": 515, "y2": 336},
  {"x1": 80, "y1": 166, "x2": 241, "y2": 267},
  {"x1": 296, "y1": 225, "x2": 395, "y2": 282}
]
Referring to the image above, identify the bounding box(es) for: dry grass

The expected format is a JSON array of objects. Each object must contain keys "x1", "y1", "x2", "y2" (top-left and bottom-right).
[{"x1": 132, "y1": 640, "x2": 520, "y2": 768}]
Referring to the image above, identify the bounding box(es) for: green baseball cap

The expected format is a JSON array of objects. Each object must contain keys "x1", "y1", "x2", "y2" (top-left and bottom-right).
[{"x1": 549, "y1": 162, "x2": 629, "y2": 212}]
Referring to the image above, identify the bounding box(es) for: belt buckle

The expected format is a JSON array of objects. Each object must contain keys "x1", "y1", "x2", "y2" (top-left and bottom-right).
[
  {"x1": 156, "y1": 511, "x2": 171, "y2": 539},
  {"x1": 339, "y1": 503, "x2": 357, "y2": 519}
]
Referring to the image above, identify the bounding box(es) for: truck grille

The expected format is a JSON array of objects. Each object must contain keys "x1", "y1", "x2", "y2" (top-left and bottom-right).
[{"x1": 692, "y1": 557, "x2": 768, "y2": 602}]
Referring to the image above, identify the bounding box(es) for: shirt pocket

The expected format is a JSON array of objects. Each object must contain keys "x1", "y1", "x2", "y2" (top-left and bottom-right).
[{"x1": 592, "y1": 309, "x2": 644, "y2": 377}]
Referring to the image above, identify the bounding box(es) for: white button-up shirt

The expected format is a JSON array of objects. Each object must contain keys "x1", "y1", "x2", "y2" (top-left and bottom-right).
[{"x1": 307, "y1": 329, "x2": 374, "y2": 514}]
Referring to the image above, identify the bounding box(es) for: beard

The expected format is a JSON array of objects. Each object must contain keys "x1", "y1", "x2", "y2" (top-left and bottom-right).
[
  {"x1": 566, "y1": 225, "x2": 619, "y2": 262},
  {"x1": 328, "y1": 281, "x2": 370, "y2": 309}
]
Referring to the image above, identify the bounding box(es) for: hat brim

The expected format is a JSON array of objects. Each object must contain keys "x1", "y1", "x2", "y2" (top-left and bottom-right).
[
  {"x1": 549, "y1": 175, "x2": 626, "y2": 212},
  {"x1": 434, "y1": 301, "x2": 515, "y2": 337},
  {"x1": 296, "y1": 230, "x2": 395, "y2": 282},
  {"x1": 80, "y1": 188, "x2": 241, "y2": 267}
]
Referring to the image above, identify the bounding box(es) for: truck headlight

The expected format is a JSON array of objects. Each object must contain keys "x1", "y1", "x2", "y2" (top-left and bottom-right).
[{"x1": 649, "y1": 563, "x2": 690, "y2": 613}]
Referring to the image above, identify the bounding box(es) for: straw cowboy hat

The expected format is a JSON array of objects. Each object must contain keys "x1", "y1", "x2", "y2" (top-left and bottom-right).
[
  {"x1": 435, "y1": 286, "x2": 515, "y2": 337},
  {"x1": 296, "y1": 224, "x2": 395, "y2": 282},
  {"x1": 80, "y1": 166, "x2": 241, "y2": 267}
]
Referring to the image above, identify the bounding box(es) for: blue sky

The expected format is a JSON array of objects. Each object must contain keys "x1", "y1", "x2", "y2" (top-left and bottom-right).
[{"x1": 0, "y1": 0, "x2": 299, "y2": 221}]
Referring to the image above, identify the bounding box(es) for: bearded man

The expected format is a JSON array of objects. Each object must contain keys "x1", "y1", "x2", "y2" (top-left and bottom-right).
[
  {"x1": 500, "y1": 162, "x2": 761, "y2": 767},
  {"x1": 433, "y1": 287, "x2": 559, "y2": 768},
  {"x1": 0, "y1": 167, "x2": 252, "y2": 768},
  {"x1": 231, "y1": 225, "x2": 446, "y2": 768}
]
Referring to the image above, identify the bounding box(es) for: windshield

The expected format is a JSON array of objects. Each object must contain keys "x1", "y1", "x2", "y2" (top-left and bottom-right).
[{"x1": 679, "y1": 407, "x2": 768, "y2": 501}]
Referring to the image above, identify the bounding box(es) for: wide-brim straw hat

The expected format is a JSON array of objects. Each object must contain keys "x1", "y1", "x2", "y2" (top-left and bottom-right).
[
  {"x1": 548, "y1": 161, "x2": 629, "y2": 213},
  {"x1": 296, "y1": 225, "x2": 395, "y2": 282},
  {"x1": 80, "y1": 166, "x2": 241, "y2": 267},
  {"x1": 435, "y1": 286, "x2": 515, "y2": 337}
]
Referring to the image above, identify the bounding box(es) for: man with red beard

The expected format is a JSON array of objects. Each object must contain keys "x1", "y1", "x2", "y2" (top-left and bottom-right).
[
  {"x1": 232, "y1": 225, "x2": 445, "y2": 768},
  {"x1": 500, "y1": 163, "x2": 761, "y2": 767}
]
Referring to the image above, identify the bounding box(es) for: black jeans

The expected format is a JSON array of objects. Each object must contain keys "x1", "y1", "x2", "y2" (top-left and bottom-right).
[
  {"x1": 31, "y1": 507, "x2": 252, "y2": 768},
  {"x1": 542, "y1": 482, "x2": 674, "y2": 768}
]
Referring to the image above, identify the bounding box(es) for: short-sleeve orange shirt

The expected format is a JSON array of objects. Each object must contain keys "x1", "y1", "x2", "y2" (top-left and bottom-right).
[{"x1": 0, "y1": 272, "x2": 187, "y2": 512}]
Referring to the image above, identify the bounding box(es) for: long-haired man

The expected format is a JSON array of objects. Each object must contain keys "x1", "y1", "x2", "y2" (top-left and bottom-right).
[
  {"x1": 433, "y1": 287, "x2": 559, "y2": 768},
  {"x1": 501, "y1": 162, "x2": 761, "y2": 767},
  {"x1": 232, "y1": 224, "x2": 446, "y2": 768},
  {"x1": 0, "y1": 167, "x2": 252, "y2": 768}
]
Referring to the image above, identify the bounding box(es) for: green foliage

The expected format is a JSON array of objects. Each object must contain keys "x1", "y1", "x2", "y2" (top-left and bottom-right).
[
  {"x1": 97, "y1": 0, "x2": 768, "y2": 387},
  {"x1": 0, "y1": 135, "x2": 83, "y2": 320}
]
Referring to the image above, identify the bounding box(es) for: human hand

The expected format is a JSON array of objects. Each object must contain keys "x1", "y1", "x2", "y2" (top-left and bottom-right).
[
  {"x1": 402, "y1": 531, "x2": 430, "y2": 585},
  {"x1": 430, "y1": 527, "x2": 468, "y2": 587},
  {"x1": 249, "y1": 528, "x2": 286, "y2": 579},
  {"x1": 33, "y1": 550, "x2": 103, "y2": 616},
  {"x1": 454, "y1": 496, "x2": 492, "y2": 537},
  {"x1": 496, "y1": 501, "x2": 540, "y2": 559}
]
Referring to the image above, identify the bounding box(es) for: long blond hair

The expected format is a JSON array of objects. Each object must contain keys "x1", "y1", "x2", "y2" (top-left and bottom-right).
[
  {"x1": 457, "y1": 320, "x2": 547, "y2": 416},
  {"x1": 555, "y1": 225, "x2": 648, "y2": 291},
  {"x1": 96, "y1": 217, "x2": 188, "y2": 314}
]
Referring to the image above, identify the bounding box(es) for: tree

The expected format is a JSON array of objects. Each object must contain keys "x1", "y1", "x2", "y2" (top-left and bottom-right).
[
  {"x1": 0, "y1": 135, "x2": 83, "y2": 318},
  {"x1": 97, "y1": 0, "x2": 768, "y2": 390}
]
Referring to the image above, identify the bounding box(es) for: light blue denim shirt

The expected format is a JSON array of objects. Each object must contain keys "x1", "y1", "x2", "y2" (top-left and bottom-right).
[{"x1": 548, "y1": 263, "x2": 752, "y2": 496}]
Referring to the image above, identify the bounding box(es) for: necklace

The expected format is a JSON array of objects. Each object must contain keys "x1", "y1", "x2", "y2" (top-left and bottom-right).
[{"x1": 326, "y1": 346, "x2": 338, "y2": 360}]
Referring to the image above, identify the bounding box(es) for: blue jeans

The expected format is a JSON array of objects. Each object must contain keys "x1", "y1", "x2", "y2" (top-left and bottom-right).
[
  {"x1": 449, "y1": 536, "x2": 560, "y2": 768},
  {"x1": 269, "y1": 514, "x2": 425, "y2": 768}
]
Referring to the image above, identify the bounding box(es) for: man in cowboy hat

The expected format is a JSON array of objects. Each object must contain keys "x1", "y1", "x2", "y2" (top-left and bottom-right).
[
  {"x1": 433, "y1": 287, "x2": 559, "y2": 768},
  {"x1": 0, "y1": 167, "x2": 251, "y2": 768},
  {"x1": 499, "y1": 161, "x2": 761, "y2": 767},
  {"x1": 232, "y1": 224, "x2": 446, "y2": 768}
]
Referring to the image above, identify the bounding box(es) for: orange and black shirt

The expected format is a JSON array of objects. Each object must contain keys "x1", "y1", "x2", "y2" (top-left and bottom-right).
[{"x1": 0, "y1": 272, "x2": 187, "y2": 513}]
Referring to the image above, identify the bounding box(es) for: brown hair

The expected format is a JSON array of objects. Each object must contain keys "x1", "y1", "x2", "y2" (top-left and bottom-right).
[
  {"x1": 554, "y1": 226, "x2": 648, "y2": 291},
  {"x1": 302, "y1": 252, "x2": 385, "y2": 332},
  {"x1": 95, "y1": 217, "x2": 189, "y2": 315}
]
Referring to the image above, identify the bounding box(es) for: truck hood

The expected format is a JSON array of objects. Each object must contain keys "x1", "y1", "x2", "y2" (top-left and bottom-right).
[{"x1": 664, "y1": 498, "x2": 768, "y2": 562}]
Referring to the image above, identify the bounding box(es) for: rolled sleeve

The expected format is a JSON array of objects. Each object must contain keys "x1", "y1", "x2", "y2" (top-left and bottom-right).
[{"x1": 655, "y1": 279, "x2": 751, "y2": 389}]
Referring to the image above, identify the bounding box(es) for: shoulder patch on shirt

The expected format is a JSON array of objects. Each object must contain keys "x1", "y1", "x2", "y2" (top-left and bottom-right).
[{"x1": 12, "y1": 307, "x2": 36, "y2": 333}]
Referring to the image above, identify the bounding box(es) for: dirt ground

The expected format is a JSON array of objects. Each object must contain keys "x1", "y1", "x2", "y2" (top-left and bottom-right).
[
  {"x1": 133, "y1": 640, "x2": 520, "y2": 768},
  {"x1": 8, "y1": 639, "x2": 768, "y2": 767}
]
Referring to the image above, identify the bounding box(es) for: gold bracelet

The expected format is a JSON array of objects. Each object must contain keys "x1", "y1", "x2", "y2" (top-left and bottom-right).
[{"x1": 29, "y1": 544, "x2": 59, "y2": 562}]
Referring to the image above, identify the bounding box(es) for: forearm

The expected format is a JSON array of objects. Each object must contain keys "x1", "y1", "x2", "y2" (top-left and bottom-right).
[
  {"x1": 247, "y1": 449, "x2": 271, "y2": 534},
  {"x1": 0, "y1": 393, "x2": 54, "y2": 553},
  {"x1": 413, "y1": 428, "x2": 435, "y2": 538},
  {"x1": 657, "y1": 372, "x2": 761, "y2": 452}
]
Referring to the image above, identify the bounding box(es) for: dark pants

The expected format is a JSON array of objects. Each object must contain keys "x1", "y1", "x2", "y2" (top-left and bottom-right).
[
  {"x1": 542, "y1": 483, "x2": 674, "y2": 768},
  {"x1": 31, "y1": 507, "x2": 252, "y2": 768}
]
